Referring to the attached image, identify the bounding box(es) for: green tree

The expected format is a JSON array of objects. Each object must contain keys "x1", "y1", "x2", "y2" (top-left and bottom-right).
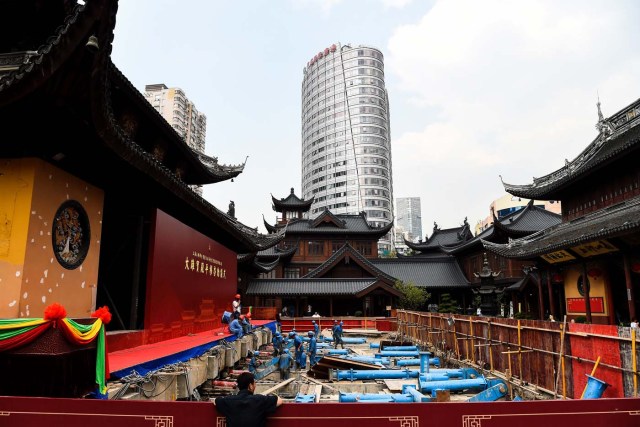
[
  {"x1": 438, "y1": 293, "x2": 460, "y2": 314},
  {"x1": 394, "y1": 280, "x2": 431, "y2": 310}
]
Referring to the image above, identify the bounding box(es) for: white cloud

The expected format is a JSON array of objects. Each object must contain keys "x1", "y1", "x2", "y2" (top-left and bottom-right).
[
  {"x1": 381, "y1": 0, "x2": 414, "y2": 8},
  {"x1": 290, "y1": 0, "x2": 344, "y2": 13},
  {"x1": 387, "y1": 0, "x2": 640, "y2": 229}
]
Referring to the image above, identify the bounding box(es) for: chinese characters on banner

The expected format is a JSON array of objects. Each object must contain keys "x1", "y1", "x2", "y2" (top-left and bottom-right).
[{"x1": 184, "y1": 251, "x2": 226, "y2": 278}]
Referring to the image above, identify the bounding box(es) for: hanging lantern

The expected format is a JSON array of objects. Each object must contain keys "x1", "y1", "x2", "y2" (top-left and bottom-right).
[
  {"x1": 318, "y1": 51, "x2": 323, "y2": 58},
  {"x1": 330, "y1": 44, "x2": 337, "y2": 52},
  {"x1": 587, "y1": 267, "x2": 603, "y2": 279},
  {"x1": 631, "y1": 262, "x2": 640, "y2": 274},
  {"x1": 551, "y1": 273, "x2": 563, "y2": 283},
  {"x1": 324, "y1": 47, "x2": 330, "y2": 55}
]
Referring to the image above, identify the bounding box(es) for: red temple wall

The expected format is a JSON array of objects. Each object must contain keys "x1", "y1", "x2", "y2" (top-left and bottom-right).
[
  {"x1": 144, "y1": 209, "x2": 237, "y2": 339},
  {"x1": 0, "y1": 396, "x2": 639, "y2": 427}
]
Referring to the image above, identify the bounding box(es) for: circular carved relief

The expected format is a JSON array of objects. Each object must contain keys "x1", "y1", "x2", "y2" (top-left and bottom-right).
[
  {"x1": 577, "y1": 274, "x2": 591, "y2": 297},
  {"x1": 52, "y1": 200, "x2": 90, "y2": 270}
]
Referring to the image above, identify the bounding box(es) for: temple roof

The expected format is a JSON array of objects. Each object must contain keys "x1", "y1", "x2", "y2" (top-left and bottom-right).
[
  {"x1": 265, "y1": 211, "x2": 393, "y2": 237},
  {"x1": 482, "y1": 194, "x2": 640, "y2": 260},
  {"x1": 303, "y1": 243, "x2": 396, "y2": 281},
  {"x1": 501, "y1": 98, "x2": 640, "y2": 199},
  {"x1": 404, "y1": 220, "x2": 473, "y2": 252},
  {"x1": 246, "y1": 278, "x2": 402, "y2": 297},
  {"x1": 371, "y1": 257, "x2": 470, "y2": 289},
  {"x1": 441, "y1": 201, "x2": 561, "y2": 255},
  {"x1": 272, "y1": 188, "x2": 314, "y2": 212},
  {"x1": 0, "y1": 0, "x2": 281, "y2": 254}
]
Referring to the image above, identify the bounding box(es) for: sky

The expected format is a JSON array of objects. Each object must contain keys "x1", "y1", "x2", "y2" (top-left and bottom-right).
[{"x1": 111, "y1": 0, "x2": 640, "y2": 237}]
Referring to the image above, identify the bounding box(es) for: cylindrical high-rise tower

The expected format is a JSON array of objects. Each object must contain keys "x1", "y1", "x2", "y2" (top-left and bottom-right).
[{"x1": 301, "y1": 43, "x2": 394, "y2": 253}]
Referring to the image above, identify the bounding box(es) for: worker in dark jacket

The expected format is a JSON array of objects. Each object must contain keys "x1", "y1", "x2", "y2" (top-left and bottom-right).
[
  {"x1": 214, "y1": 372, "x2": 282, "y2": 427},
  {"x1": 292, "y1": 331, "x2": 305, "y2": 370},
  {"x1": 312, "y1": 320, "x2": 320, "y2": 338},
  {"x1": 333, "y1": 320, "x2": 344, "y2": 349},
  {"x1": 272, "y1": 332, "x2": 283, "y2": 355}
]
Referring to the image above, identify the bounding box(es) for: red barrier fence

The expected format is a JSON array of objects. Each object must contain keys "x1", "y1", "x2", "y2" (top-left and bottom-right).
[{"x1": 1, "y1": 395, "x2": 639, "y2": 427}]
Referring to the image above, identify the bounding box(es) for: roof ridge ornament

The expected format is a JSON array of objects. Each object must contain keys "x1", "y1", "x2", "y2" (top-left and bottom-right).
[{"x1": 596, "y1": 95, "x2": 614, "y2": 138}]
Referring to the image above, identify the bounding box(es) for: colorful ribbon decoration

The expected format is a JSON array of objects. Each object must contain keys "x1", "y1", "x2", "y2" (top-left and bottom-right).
[{"x1": 0, "y1": 307, "x2": 109, "y2": 396}]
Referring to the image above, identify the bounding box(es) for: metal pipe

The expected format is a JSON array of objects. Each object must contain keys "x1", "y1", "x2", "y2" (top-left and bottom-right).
[
  {"x1": 333, "y1": 368, "x2": 420, "y2": 381},
  {"x1": 420, "y1": 378, "x2": 488, "y2": 394},
  {"x1": 396, "y1": 357, "x2": 440, "y2": 367},
  {"x1": 420, "y1": 352, "x2": 429, "y2": 373},
  {"x1": 383, "y1": 346, "x2": 419, "y2": 351},
  {"x1": 419, "y1": 373, "x2": 451, "y2": 381},
  {"x1": 466, "y1": 382, "x2": 508, "y2": 402},
  {"x1": 369, "y1": 343, "x2": 380, "y2": 349},
  {"x1": 339, "y1": 393, "x2": 414, "y2": 403},
  {"x1": 341, "y1": 356, "x2": 390, "y2": 365},
  {"x1": 316, "y1": 337, "x2": 366, "y2": 344},
  {"x1": 295, "y1": 393, "x2": 317, "y2": 403},
  {"x1": 376, "y1": 350, "x2": 420, "y2": 357},
  {"x1": 402, "y1": 384, "x2": 430, "y2": 402},
  {"x1": 326, "y1": 349, "x2": 349, "y2": 355}
]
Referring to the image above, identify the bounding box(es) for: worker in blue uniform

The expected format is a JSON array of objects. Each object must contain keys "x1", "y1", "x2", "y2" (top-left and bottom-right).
[
  {"x1": 292, "y1": 331, "x2": 305, "y2": 370},
  {"x1": 307, "y1": 331, "x2": 317, "y2": 367},
  {"x1": 242, "y1": 313, "x2": 252, "y2": 334},
  {"x1": 312, "y1": 320, "x2": 320, "y2": 338},
  {"x1": 279, "y1": 348, "x2": 293, "y2": 380},
  {"x1": 272, "y1": 332, "x2": 283, "y2": 355},
  {"x1": 333, "y1": 320, "x2": 344, "y2": 349},
  {"x1": 229, "y1": 316, "x2": 243, "y2": 339},
  {"x1": 247, "y1": 351, "x2": 260, "y2": 373}
]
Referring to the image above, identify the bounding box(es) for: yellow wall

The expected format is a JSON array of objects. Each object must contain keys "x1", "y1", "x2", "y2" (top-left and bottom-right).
[
  {"x1": 0, "y1": 159, "x2": 35, "y2": 317},
  {"x1": 0, "y1": 158, "x2": 104, "y2": 318},
  {"x1": 564, "y1": 264, "x2": 609, "y2": 317}
]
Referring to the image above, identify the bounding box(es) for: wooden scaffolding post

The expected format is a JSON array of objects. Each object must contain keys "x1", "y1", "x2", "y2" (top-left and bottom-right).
[
  {"x1": 470, "y1": 318, "x2": 476, "y2": 364},
  {"x1": 452, "y1": 317, "x2": 460, "y2": 359},
  {"x1": 633, "y1": 328, "x2": 638, "y2": 397},
  {"x1": 488, "y1": 320, "x2": 494, "y2": 372},
  {"x1": 554, "y1": 315, "x2": 568, "y2": 398},
  {"x1": 517, "y1": 320, "x2": 523, "y2": 382}
]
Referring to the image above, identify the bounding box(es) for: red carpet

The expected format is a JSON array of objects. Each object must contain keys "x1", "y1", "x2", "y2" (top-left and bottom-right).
[{"x1": 108, "y1": 320, "x2": 274, "y2": 377}]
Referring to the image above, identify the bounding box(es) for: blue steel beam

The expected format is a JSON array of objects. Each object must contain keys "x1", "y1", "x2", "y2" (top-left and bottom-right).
[{"x1": 333, "y1": 368, "x2": 419, "y2": 381}]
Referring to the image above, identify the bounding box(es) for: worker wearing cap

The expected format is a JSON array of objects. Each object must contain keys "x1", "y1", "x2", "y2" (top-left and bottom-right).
[
  {"x1": 312, "y1": 320, "x2": 320, "y2": 338},
  {"x1": 272, "y1": 332, "x2": 283, "y2": 356},
  {"x1": 279, "y1": 348, "x2": 293, "y2": 380},
  {"x1": 333, "y1": 321, "x2": 344, "y2": 349},
  {"x1": 242, "y1": 312, "x2": 253, "y2": 334},
  {"x1": 232, "y1": 294, "x2": 242, "y2": 317},
  {"x1": 307, "y1": 331, "x2": 317, "y2": 367},
  {"x1": 247, "y1": 351, "x2": 260, "y2": 373},
  {"x1": 230, "y1": 315, "x2": 244, "y2": 339}
]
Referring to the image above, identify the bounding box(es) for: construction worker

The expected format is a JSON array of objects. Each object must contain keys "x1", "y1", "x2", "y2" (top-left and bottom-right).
[
  {"x1": 333, "y1": 321, "x2": 344, "y2": 349},
  {"x1": 272, "y1": 332, "x2": 283, "y2": 355},
  {"x1": 229, "y1": 316, "x2": 243, "y2": 339},
  {"x1": 247, "y1": 351, "x2": 260, "y2": 373},
  {"x1": 292, "y1": 331, "x2": 305, "y2": 370},
  {"x1": 279, "y1": 348, "x2": 292, "y2": 380},
  {"x1": 307, "y1": 331, "x2": 317, "y2": 367},
  {"x1": 242, "y1": 312, "x2": 252, "y2": 334},
  {"x1": 312, "y1": 320, "x2": 320, "y2": 338}
]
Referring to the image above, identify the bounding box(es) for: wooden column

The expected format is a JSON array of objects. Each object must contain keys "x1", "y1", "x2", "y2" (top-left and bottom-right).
[
  {"x1": 329, "y1": 297, "x2": 334, "y2": 317},
  {"x1": 624, "y1": 253, "x2": 637, "y2": 321},
  {"x1": 546, "y1": 270, "x2": 556, "y2": 318},
  {"x1": 537, "y1": 274, "x2": 545, "y2": 320},
  {"x1": 582, "y1": 263, "x2": 592, "y2": 323}
]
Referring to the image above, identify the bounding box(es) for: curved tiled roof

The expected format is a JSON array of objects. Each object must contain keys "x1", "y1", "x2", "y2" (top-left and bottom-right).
[
  {"x1": 482, "y1": 195, "x2": 640, "y2": 259},
  {"x1": 264, "y1": 212, "x2": 392, "y2": 237},
  {"x1": 405, "y1": 222, "x2": 473, "y2": 252},
  {"x1": 303, "y1": 243, "x2": 395, "y2": 281},
  {"x1": 371, "y1": 257, "x2": 470, "y2": 289},
  {"x1": 502, "y1": 98, "x2": 640, "y2": 199},
  {"x1": 246, "y1": 278, "x2": 401, "y2": 297},
  {"x1": 442, "y1": 202, "x2": 561, "y2": 255},
  {"x1": 272, "y1": 188, "x2": 314, "y2": 212}
]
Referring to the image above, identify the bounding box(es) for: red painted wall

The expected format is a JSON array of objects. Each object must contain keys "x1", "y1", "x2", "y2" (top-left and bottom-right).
[
  {"x1": 144, "y1": 209, "x2": 237, "y2": 337},
  {"x1": 569, "y1": 323, "x2": 623, "y2": 398},
  {"x1": 1, "y1": 396, "x2": 639, "y2": 427}
]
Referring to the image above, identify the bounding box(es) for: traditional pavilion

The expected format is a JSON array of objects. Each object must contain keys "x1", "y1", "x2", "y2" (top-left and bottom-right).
[
  {"x1": 483, "y1": 98, "x2": 640, "y2": 324},
  {"x1": 403, "y1": 206, "x2": 561, "y2": 317},
  {"x1": 0, "y1": 0, "x2": 283, "y2": 343},
  {"x1": 242, "y1": 189, "x2": 470, "y2": 316}
]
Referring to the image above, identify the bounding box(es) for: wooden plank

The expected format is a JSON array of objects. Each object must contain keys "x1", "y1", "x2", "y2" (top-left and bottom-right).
[{"x1": 259, "y1": 378, "x2": 295, "y2": 395}]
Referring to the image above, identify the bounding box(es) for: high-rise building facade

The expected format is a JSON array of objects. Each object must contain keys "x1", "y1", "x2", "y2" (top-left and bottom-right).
[
  {"x1": 144, "y1": 83, "x2": 207, "y2": 154},
  {"x1": 301, "y1": 43, "x2": 393, "y2": 252},
  {"x1": 144, "y1": 83, "x2": 207, "y2": 195},
  {"x1": 396, "y1": 197, "x2": 422, "y2": 242}
]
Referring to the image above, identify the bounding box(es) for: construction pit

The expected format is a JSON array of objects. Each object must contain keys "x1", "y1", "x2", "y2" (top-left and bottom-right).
[{"x1": 108, "y1": 325, "x2": 546, "y2": 403}]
